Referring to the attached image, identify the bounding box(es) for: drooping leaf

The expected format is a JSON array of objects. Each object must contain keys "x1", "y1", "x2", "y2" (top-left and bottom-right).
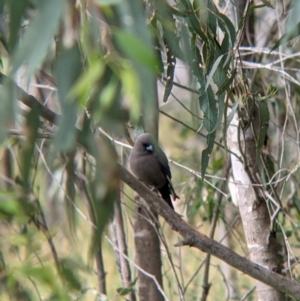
[
  {"x1": 0, "y1": 191, "x2": 22, "y2": 219},
  {"x1": 54, "y1": 43, "x2": 83, "y2": 152},
  {"x1": 163, "y1": 43, "x2": 175, "y2": 103},
  {"x1": 153, "y1": 0, "x2": 183, "y2": 60},
  {"x1": 21, "y1": 104, "x2": 40, "y2": 190},
  {"x1": 59, "y1": 258, "x2": 82, "y2": 291},
  {"x1": 216, "y1": 12, "x2": 236, "y2": 49},
  {"x1": 217, "y1": 68, "x2": 236, "y2": 96},
  {"x1": 176, "y1": 0, "x2": 208, "y2": 42},
  {"x1": 256, "y1": 100, "x2": 269, "y2": 160},
  {"x1": 225, "y1": 100, "x2": 239, "y2": 130},
  {"x1": 8, "y1": 0, "x2": 29, "y2": 52},
  {"x1": 0, "y1": 83, "x2": 13, "y2": 143},
  {"x1": 64, "y1": 151, "x2": 77, "y2": 234},
  {"x1": 88, "y1": 134, "x2": 119, "y2": 258},
  {"x1": 201, "y1": 130, "x2": 216, "y2": 178},
  {"x1": 271, "y1": 22, "x2": 300, "y2": 52},
  {"x1": 17, "y1": 265, "x2": 69, "y2": 300},
  {"x1": 12, "y1": 0, "x2": 66, "y2": 76},
  {"x1": 205, "y1": 54, "x2": 226, "y2": 91},
  {"x1": 114, "y1": 29, "x2": 158, "y2": 72}
]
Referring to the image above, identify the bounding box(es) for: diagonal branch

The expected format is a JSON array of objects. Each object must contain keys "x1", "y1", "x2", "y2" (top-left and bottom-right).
[{"x1": 118, "y1": 164, "x2": 300, "y2": 299}]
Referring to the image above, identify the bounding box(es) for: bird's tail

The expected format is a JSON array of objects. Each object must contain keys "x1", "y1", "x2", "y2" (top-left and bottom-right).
[
  {"x1": 158, "y1": 184, "x2": 174, "y2": 210},
  {"x1": 166, "y1": 175, "x2": 180, "y2": 201}
]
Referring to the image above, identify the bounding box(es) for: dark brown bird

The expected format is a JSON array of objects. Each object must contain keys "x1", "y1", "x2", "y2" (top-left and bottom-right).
[{"x1": 129, "y1": 133, "x2": 179, "y2": 209}]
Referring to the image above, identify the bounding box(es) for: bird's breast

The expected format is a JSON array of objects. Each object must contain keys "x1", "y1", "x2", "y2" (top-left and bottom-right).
[{"x1": 129, "y1": 153, "x2": 167, "y2": 188}]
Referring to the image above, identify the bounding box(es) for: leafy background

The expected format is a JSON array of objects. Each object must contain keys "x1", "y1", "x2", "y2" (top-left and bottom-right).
[{"x1": 0, "y1": 0, "x2": 300, "y2": 300}]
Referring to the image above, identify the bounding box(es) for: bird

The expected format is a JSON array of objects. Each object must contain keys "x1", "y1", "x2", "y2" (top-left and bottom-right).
[{"x1": 129, "y1": 133, "x2": 179, "y2": 209}]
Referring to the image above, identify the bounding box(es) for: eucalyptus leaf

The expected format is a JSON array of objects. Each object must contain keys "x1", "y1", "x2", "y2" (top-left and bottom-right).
[
  {"x1": 8, "y1": 0, "x2": 29, "y2": 52},
  {"x1": 12, "y1": 0, "x2": 66, "y2": 76},
  {"x1": 256, "y1": 100, "x2": 269, "y2": 161},
  {"x1": 163, "y1": 44, "x2": 175, "y2": 102},
  {"x1": 54, "y1": 43, "x2": 83, "y2": 152},
  {"x1": 114, "y1": 29, "x2": 158, "y2": 72}
]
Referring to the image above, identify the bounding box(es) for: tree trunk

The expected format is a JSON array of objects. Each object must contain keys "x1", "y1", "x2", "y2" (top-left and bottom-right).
[
  {"x1": 228, "y1": 111, "x2": 284, "y2": 301},
  {"x1": 134, "y1": 198, "x2": 164, "y2": 301},
  {"x1": 111, "y1": 195, "x2": 136, "y2": 301}
]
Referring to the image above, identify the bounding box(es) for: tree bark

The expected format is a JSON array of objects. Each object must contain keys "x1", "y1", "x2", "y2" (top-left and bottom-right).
[
  {"x1": 228, "y1": 111, "x2": 285, "y2": 301},
  {"x1": 134, "y1": 197, "x2": 164, "y2": 301}
]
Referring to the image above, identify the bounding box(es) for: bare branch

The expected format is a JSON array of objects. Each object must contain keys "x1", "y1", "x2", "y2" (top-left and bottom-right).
[{"x1": 118, "y1": 163, "x2": 300, "y2": 299}]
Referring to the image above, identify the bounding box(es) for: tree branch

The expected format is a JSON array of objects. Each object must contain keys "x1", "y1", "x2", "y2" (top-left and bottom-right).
[{"x1": 118, "y1": 164, "x2": 300, "y2": 299}]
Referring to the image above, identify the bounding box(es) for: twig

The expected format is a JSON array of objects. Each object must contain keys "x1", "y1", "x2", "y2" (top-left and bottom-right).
[
  {"x1": 200, "y1": 162, "x2": 230, "y2": 301},
  {"x1": 240, "y1": 286, "x2": 256, "y2": 301},
  {"x1": 104, "y1": 235, "x2": 170, "y2": 301}
]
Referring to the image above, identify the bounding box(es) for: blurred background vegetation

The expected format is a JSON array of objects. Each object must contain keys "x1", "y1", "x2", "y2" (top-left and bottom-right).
[{"x1": 0, "y1": 0, "x2": 300, "y2": 300}]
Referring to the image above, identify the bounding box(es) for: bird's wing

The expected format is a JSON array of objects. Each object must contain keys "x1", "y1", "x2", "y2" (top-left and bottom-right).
[
  {"x1": 155, "y1": 146, "x2": 171, "y2": 178},
  {"x1": 155, "y1": 146, "x2": 179, "y2": 201}
]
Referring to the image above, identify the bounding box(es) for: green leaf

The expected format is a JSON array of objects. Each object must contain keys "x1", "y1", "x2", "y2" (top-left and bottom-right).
[
  {"x1": 199, "y1": 86, "x2": 219, "y2": 134},
  {"x1": 217, "y1": 68, "x2": 236, "y2": 95},
  {"x1": 95, "y1": 0, "x2": 121, "y2": 5},
  {"x1": 225, "y1": 100, "x2": 239, "y2": 130},
  {"x1": 271, "y1": 22, "x2": 300, "y2": 52},
  {"x1": 54, "y1": 43, "x2": 83, "y2": 152},
  {"x1": 114, "y1": 29, "x2": 158, "y2": 72},
  {"x1": 8, "y1": 0, "x2": 29, "y2": 52},
  {"x1": 117, "y1": 287, "x2": 135, "y2": 296},
  {"x1": 256, "y1": 100, "x2": 269, "y2": 160},
  {"x1": 120, "y1": 66, "x2": 141, "y2": 121},
  {"x1": 201, "y1": 130, "x2": 216, "y2": 178},
  {"x1": 21, "y1": 105, "x2": 40, "y2": 189},
  {"x1": 70, "y1": 58, "x2": 105, "y2": 106},
  {"x1": 65, "y1": 152, "x2": 76, "y2": 234},
  {"x1": 216, "y1": 12, "x2": 236, "y2": 49},
  {"x1": 12, "y1": 0, "x2": 66, "y2": 76},
  {"x1": 205, "y1": 54, "x2": 226, "y2": 91},
  {"x1": 176, "y1": 0, "x2": 208, "y2": 42},
  {"x1": 59, "y1": 258, "x2": 82, "y2": 291},
  {"x1": 20, "y1": 266, "x2": 58, "y2": 289},
  {"x1": 0, "y1": 193, "x2": 20, "y2": 218},
  {"x1": 163, "y1": 44, "x2": 175, "y2": 103},
  {"x1": 261, "y1": 0, "x2": 274, "y2": 8},
  {"x1": 0, "y1": 83, "x2": 14, "y2": 143},
  {"x1": 88, "y1": 134, "x2": 118, "y2": 258}
]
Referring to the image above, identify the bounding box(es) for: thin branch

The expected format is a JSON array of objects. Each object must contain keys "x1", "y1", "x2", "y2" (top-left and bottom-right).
[
  {"x1": 104, "y1": 235, "x2": 170, "y2": 301},
  {"x1": 200, "y1": 163, "x2": 230, "y2": 301},
  {"x1": 76, "y1": 155, "x2": 107, "y2": 294},
  {"x1": 159, "y1": 110, "x2": 242, "y2": 161},
  {"x1": 240, "y1": 286, "x2": 256, "y2": 301},
  {"x1": 0, "y1": 73, "x2": 57, "y2": 124}
]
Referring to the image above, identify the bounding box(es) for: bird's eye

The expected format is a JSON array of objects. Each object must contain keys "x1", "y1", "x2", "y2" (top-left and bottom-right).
[{"x1": 145, "y1": 144, "x2": 153, "y2": 152}]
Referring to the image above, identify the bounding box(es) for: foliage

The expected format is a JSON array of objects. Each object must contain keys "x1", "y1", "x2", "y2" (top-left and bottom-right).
[{"x1": 0, "y1": 0, "x2": 299, "y2": 300}]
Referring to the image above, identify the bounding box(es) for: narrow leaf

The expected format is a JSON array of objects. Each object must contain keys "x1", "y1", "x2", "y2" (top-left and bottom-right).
[
  {"x1": 163, "y1": 43, "x2": 176, "y2": 102},
  {"x1": 8, "y1": 0, "x2": 29, "y2": 52},
  {"x1": 225, "y1": 100, "x2": 239, "y2": 130},
  {"x1": 256, "y1": 100, "x2": 269, "y2": 160},
  {"x1": 54, "y1": 43, "x2": 83, "y2": 152},
  {"x1": 201, "y1": 130, "x2": 216, "y2": 178},
  {"x1": 114, "y1": 29, "x2": 158, "y2": 72},
  {"x1": 12, "y1": 0, "x2": 66, "y2": 75},
  {"x1": 270, "y1": 22, "x2": 300, "y2": 52},
  {"x1": 205, "y1": 54, "x2": 225, "y2": 91}
]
